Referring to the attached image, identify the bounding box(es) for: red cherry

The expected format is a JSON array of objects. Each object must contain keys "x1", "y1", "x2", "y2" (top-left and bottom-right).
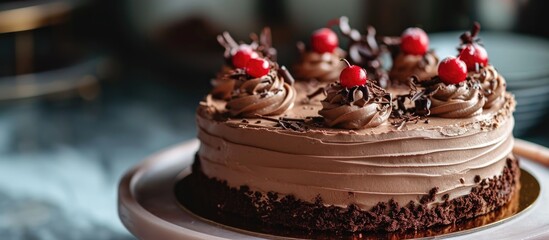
[
  {"x1": 438, "y1": 56, "x2": 467, "y2": 84},
  {"x1": 245, "y1": 58, "x2": 270, "y2": 78},
  {"x1": 232, "y1": 47, "x2": 259, "y2": 69},
  {"x1": 400, "y1": 27, "x2": 429, "y2": 55},
  {"x1": 339, "y1": 59, "x2": 367, "y2": 88},
  {"x1": 311, "y1": 28, "x2": 339, "y2": 54},
  {"x1": 458, "y1": 44, "x2": 488, "y2": 71}
]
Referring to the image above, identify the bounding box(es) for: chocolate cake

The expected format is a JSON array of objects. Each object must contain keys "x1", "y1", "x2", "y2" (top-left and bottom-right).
[{"x1": 184, "y1": 20, "x2": 519, "y2": 234}]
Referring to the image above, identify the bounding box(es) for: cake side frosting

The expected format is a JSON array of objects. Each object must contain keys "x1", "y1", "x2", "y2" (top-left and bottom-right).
[{"x1": 196, "y1": 81, "x2": 515, "y2": 209}]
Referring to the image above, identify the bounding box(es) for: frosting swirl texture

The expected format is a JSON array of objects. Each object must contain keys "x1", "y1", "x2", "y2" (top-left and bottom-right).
[
  {"x1": 226, "y1": 70, "x2": 295, "y2": 117},
  {"x1": 319, "y1": 83, "x2": 391, "y2": 129},
  {"x1": 211, "y1": 68, "x2": 236, "y2": 100},
  {"x1": 469, "y1": 65, "x2": 506, "y2": 109},
  {"x1": 389, "y1": 51, "x2": 438, "y2": 84},
  {"x1": 293, "y1": 48, "x2": 345, "y2": 83},
  {"x1": 429, "y1": 82, "x2": 486, "y2": 118}
]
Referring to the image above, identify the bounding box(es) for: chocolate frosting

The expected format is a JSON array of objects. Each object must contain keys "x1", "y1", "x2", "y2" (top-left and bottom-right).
[
  {"x1": 429, "y1": 82, "x2": 486, "y2": 118},
  {"x1": 212, "y1": 28, "x2": 277, "y2": 100},
  {"x1": 293, "y1": 47, "x2": 346, "y2": 83},
  {"x1": 196, "y1": 79, "x2": 516, "y2": 210},
  {"x1": 226, "y1": 70, "x2": 296, "y2": 117},
  {"x1": 319, "y1": 83, "x2": 391, "y2": 129},
  {"x1": 211, "y1": 67, "x2": 236, "y2": 100},
  {"x1": 389, "y1": 51, "x2": 438, "y2": 84},
  {"x1": 469, "y1": 65, "x2": 506, "y2": 109}
]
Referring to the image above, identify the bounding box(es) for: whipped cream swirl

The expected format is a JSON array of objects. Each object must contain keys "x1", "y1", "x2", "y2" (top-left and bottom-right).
[
  {"x1": 389, "y1": 51, "x2": 438, "y2": 84},
  {"x1": 293, "y1": 48, "x2": 346, "y2": 83},
  {"x1": 429, "y1": 81, "x2": 486, "y2": 118},
  {"x1": 226, "y1": 70, "x2": 295, "y2": 117},
  {"x1": 469, "y1": 65, "x2": 506, "y2": 109},
  {"x1": 319, "y1": 83, "x2": 392, "y2": 129}
]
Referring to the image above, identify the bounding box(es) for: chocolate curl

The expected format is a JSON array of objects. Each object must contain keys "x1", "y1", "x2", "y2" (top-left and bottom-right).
[
  {"x1": 460, "y1": 22, "x2": 481, "y2": 45},
  {"x1": 336, "y1": 16, "x2": 389, "y2": 88},
  {"x1": 381, "y1": 36, "x2": 401, "y2": 59},
  {"x1": 256, "y1": 27, "x2": 277, "y2": 61},
  {"x1": 218, "y1": 27, "x2": 278, "y2": 62},
  {"x1": 217, "y1": 31, "x2": 239, "y2": 60},
  {"x1": 278, "y1": 65, "x2": 295, "y2": 85}
]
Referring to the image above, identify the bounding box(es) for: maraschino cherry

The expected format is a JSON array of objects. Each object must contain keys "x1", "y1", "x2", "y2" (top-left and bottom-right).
[
  {"x1": 438, "y1": 56, "x2": 467, "y2": 84},
  {"x1": 339, "y1": 59, "x2": 367, "y2": 88},
  {"x1": 311, "y1": 28, "x2": 339, "y2": 54},
  {"x1": 245, "y1": 58, "x2": 270, "y2": 78},
  {"x1": 232, "y1": 47, "x2": 258, "y2": 69},
  {"x1": 400, "y1": 27, "x2": 429, "y2": 55},
  {"x1": 458, "y1": 44, "x2": 488, "y2": 71}
]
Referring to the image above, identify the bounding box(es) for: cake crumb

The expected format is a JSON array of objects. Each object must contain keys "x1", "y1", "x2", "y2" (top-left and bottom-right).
[{"x1": 474, "y1": 175, "x2": 481, "y2": 183}]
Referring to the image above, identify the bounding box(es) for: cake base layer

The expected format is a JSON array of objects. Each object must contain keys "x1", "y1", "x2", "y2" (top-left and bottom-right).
[{"x1": 178, "y1": 155, "x2": 520, "y2": 233}]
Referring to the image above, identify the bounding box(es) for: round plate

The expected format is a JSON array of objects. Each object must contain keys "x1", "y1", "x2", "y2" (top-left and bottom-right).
[{"x1": 118, "y1": 139, "x2": 549, "y2": 240}]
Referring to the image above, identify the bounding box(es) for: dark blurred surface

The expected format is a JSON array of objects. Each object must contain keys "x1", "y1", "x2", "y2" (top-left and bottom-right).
[{"x1": 0, "y1": 0, "x2": 548, "y2": 239}]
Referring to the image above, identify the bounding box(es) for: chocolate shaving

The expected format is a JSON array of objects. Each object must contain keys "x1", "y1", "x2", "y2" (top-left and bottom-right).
[
  {"x1": 217, "y1": 31, "x2": 239, "y2": 61},
  {"x1": 458, "y1": 22, "x2": 485, "y2": 54},
  {"x1": 336, "y1": 16, "x2": 389, "y2": 88},
  {"x1": 217, "y1": 27, "x2": 277, "y2": 66},
  {"x1": 460, "y1": 22, "x2": 481, "y2": 45},
  {"x1": 277, "y1": 65, "x2": 295, "y2": 85},
  {"x1": 254, "y1": 115, "x2": 307, "y2": 132},
  {"x1": 251, "y1": 27, "x2": 277, "y2": 61},
  {"x1": 390, "y1": 76, "x2": 442, "y2": 129},
  {"x1": 336, "y1": 81, "x2": 390, "y2": 106}
]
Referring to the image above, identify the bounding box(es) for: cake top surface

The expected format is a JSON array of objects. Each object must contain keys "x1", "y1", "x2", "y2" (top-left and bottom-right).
[
  {"x1": 198, "y1": 81, "x2": 514, "y2": 138},
  {"x1": 199, "y1": 19, "x2": 515, "y2": 140}
]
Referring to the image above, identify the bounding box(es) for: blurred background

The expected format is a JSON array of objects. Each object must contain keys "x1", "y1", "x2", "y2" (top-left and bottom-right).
[{"x1": 0, "y1": 0, "x2": 548, "y2": 239}]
